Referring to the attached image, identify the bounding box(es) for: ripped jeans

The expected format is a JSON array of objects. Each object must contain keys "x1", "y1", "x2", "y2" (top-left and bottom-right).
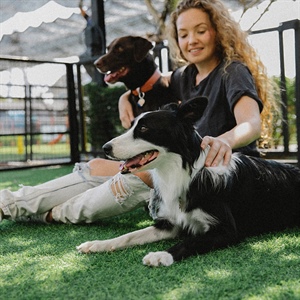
[{"x1": 0, "y1": 163, "x2": 151, "y2": 223}]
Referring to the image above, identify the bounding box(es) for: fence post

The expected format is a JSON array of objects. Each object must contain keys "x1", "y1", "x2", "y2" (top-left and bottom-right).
[
  {"x1": 77, "y1": 64, "x2": 86, "y2": 153},
  {"x1": 278, "y1": 26, "x2": 289, "y2": 154},
  {"x1": 66, "y1": 64, "x2": 80, "y2": 163},
  {"x1": 153, "y1": 41, "x2": 172, "y2": 73},
  {"x1": 293, "y1": 20, "x2": 300, "y2": 167},
  {"x1": 279, "y1": 20, "x2": 300, "y2": 166}
]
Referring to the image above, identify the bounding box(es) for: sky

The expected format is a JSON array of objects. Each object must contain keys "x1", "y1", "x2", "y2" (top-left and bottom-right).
[{"x1": 232, "y1": 0, "x2": 300, "y2": 78}]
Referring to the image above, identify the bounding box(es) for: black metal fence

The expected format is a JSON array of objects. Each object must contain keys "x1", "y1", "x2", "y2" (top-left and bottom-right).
[
  {"x1": 250, "y1": 19, "x2": 300, "y2": 164},
  {"x1": 0, "y1": 58, "x2": 81, "y2": 169},
  {"x1": 0, "y1": 20, "x2": 299, "y2": 170}
]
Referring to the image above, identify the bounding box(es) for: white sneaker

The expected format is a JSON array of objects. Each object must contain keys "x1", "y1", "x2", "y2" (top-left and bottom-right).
[{"x1": 16, "y1": 212, "x2": 49, "y2": 224}]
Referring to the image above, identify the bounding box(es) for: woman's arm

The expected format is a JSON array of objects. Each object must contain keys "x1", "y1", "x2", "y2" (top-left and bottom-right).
[
  {"x1": 118, "y1": 90, "x2": 134, "y2": 129},
  {"x1": 118, "y1": 73, "x2": 173, "y2": 129},
  {"x1": 201, "y1": 96, "x2": 261, "y2": 167}
]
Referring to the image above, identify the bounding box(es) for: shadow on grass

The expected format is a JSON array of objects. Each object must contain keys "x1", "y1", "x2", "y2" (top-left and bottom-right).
[{"x1": 1, "y1": 209, "x2": 299, "y2": 299}]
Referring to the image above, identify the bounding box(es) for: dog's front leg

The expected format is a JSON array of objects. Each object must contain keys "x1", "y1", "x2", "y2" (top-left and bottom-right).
[
  {"x1": 76, "y1": 225, "x2": 177, "y2": 253},
  {"x1": 142, "y1": 251, "x2": 175, "y2": 267},
  {"x1": 142, "y1": 233, "x2": 237, "y2": 267},
  {"x1": 143, "y1": 222, "x2": 239, "y2": 267}
]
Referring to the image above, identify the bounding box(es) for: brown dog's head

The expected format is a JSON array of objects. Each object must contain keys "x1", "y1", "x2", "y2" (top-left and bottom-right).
[{"x1": 94, "y1": 36, "x2": 153, "y2": 84}]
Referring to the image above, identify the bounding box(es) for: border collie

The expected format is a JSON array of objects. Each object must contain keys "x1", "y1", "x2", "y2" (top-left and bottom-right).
[{"x1": 77, "y1": 97, "x2": 300, "y2": 267}]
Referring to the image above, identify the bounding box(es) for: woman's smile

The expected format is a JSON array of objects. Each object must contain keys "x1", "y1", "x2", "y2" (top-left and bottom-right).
[{"x1": 176, "y1": 8, "x2": 218, "y2": 71}]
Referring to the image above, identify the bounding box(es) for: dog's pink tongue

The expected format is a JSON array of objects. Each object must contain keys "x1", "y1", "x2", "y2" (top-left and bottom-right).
[
  {"x1": 104, "y1": 72, "x2": 119, "y2": 84},
  {"x1": 119, "y1": 154, "x2": 144, "y2": 174},
  {"x1": 104, "y1": 68, "x2": 129, "y2": 84},
  {"x1": 119, "y1": 151, "x2": 158, "y2": 174}
]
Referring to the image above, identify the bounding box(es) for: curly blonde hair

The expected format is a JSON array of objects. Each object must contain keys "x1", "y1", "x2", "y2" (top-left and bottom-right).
[{"x1": 168, "y1": 0, "x2": 278, "y2": 147}]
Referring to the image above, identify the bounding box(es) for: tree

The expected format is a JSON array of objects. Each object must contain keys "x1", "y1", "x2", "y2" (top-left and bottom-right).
[
  {"x1": 237, "y1": 0, "x2": 277, "y2": 31},
  {"x1": 144, "y1": 0, "x2": 178, "y2": 40}
]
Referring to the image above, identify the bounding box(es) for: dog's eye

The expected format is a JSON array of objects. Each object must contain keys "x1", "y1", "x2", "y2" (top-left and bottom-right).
[
  {"x1": 139, "y1": 125, "x2": 148, "y2": 133},
  {"x1": 115, "y1": 45, "x2": 124, "y2": 53}
]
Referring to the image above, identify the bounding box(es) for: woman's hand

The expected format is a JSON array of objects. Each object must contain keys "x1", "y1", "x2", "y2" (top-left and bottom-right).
[
  {"x1": 201, "y1": 136, "x2": 232, "y2": 167},
  {"x1": 118, "y1": 90, "x2": 134, "y2": 129},
  {"x1": 201, "y1": 96, "x2": 261, "y2": 167}
]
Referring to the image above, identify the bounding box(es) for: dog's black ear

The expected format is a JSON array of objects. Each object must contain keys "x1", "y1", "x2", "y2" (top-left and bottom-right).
[
  {"x1": 177, "y1": 97, "x2": 208, "y2": 123},
  {"x1": 161, "y1": 102, "x2": 179, "y2": 112},
  {"x1": 133, "y1": 37, "x2": 153, "y2": 62}
]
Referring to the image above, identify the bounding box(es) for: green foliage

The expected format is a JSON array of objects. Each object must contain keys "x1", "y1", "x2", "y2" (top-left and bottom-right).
[
  {"x1": 84, "y1": 84, "x2": 127, "y2": 153},
  {"x1": 272, "y1": 77, "x2": 296, "y2": 146}
]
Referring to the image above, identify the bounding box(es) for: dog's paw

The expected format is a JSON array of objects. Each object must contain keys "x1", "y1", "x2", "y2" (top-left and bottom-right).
[
  {"x1": 142, "y1": 251, "x2": 174, "y2": 267},
  {"x1": 76, "y1": 240, "x2": 115, "y2": 254}
]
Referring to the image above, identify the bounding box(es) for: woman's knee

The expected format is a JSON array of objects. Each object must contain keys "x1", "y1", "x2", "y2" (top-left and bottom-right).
[
  {"x1": 87, "y1": 159, "x2": 153, "y2": 187},
  {"x1": 88, "y1": 158, "x2": 121, "y2": 176}
]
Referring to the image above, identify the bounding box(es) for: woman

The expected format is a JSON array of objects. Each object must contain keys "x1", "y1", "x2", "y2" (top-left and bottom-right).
[{"x1": 0, "y1": 0, "x2": 276, "y2": 224}]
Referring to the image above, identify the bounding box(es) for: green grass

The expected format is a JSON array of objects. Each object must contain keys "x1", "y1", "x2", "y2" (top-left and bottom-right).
[
  {"x1": 1, "y1": 166, "x2": 299, "y2": 300},
  {"x1": 0, "y1": 143, "x2": 71, "y2": 161}
]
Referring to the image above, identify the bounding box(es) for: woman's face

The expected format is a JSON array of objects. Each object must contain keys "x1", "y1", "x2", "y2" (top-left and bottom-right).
[{"x1": 176, "y1": 8, "x2": 218, "y2": 67}]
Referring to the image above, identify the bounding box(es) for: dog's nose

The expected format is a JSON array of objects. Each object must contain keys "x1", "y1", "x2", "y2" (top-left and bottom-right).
[
  {"x1": 94, "y1": 59, "x2": 100, "y2": 68},
  {"x1": 94, "y1": 59, "x2": 100, "y2": 67},
  {"x1": 102, "y1": 142, "x2": 112, "y2": 156},
  {"x1": 94, "y1": 56, "x2": 105, "y2": 69}
]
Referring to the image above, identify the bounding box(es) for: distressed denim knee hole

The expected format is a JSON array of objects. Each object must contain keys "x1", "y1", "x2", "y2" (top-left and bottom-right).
[{"x1": 110, "y1": 174, "x2": 133, "y2": 205}]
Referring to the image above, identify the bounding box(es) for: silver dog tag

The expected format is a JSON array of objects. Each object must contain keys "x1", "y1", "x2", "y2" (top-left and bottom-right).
[
  {"x1": 138, "y1": 98, "x2": 145, "y2": 107},
  {"x1": 137, "y1": 90, "x2": 146, "y2": 107}
]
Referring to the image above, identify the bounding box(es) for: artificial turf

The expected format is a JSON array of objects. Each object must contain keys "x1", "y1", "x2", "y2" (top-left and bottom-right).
[{"x1": 0, "y1": 166, "x2": 299, "y2": 300}]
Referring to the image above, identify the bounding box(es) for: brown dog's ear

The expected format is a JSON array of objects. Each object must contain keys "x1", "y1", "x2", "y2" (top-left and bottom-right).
[{"x1": 133, "y1": 37, "x2": 153, "y2": 62}]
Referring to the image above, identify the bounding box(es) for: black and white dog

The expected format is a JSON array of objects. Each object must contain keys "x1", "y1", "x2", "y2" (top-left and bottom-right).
[{"x1": 77, "y1": 97, "x2": 300, "y2": 267}]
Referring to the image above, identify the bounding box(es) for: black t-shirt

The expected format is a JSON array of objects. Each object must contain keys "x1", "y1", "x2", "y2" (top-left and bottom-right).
[{"x1": 170, "y1": 60, "x2": 263, "y2": 155}]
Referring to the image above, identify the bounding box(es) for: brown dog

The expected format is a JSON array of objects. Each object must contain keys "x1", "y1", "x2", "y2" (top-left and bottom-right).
[{"x1": 94, "y1": 35, "x2": 178, "y2": 117}]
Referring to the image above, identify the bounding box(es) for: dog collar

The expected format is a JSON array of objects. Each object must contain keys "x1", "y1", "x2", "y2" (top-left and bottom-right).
[{"x1": 131, "y1": 68, "x2": 161, "y2": 97}]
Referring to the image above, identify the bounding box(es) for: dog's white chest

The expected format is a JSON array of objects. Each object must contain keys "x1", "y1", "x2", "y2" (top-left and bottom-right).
[{"x1": 150, "y1": 190, "x2": 216, "y2": 236}]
